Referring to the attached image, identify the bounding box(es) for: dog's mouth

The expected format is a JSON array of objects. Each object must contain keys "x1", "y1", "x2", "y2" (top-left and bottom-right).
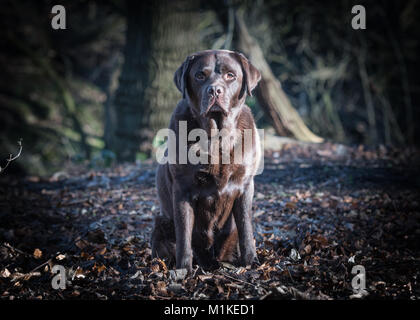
[
  {"x1": 200, "y1": 98, "x2": 228, "y2": 131},
  {"x1": 207, "y1": 109, "x2": 224, "y2": 131},
  {"x1": 207, "y1": 102, "x2": 228, "y2": 130},
  {"x1": 202, "y1": 96, "x2": 228, "y2": 115}
]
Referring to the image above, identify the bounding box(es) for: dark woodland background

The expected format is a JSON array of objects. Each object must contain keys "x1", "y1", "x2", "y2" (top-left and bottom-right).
[
  {"x1": 0, "y1": 0, "x2": 420, "y2": 301},
  {"x1": 1, "y1": 0, "x2": 419, "y2": 175}
]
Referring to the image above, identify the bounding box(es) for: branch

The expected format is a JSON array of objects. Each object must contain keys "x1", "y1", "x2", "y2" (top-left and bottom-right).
[
  {"x1": 0, "y1": 139, "x2": 23, "y2": 174},
  {"x1": 233, "y1": 10, "x2": 323, "y2": 143}
]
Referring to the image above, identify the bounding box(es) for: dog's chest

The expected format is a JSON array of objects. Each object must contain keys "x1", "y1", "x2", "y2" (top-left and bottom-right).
[{"x1": 192, "y1": 165, "x2": 244, "y2": 212}]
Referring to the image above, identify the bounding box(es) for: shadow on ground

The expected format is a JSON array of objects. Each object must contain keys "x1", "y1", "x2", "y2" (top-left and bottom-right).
[{"x1": 0, "y1": 142, "x2": 419, "y2": 299}]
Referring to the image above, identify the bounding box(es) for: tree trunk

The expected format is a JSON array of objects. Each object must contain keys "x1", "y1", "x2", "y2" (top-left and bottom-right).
[
  {"x1": 112, "y1": 1, "x2": 202, "y2": 161},
  {"x1": 103, "y1": 54, "x2": 122, "y2": 151},
  {"x1": 234, "y1": 11, "x2": 323, "y2": 143},
  {"x1": 112, "y1": 1, "x2": 154, "y2": 162},
  {"x1": 142, "y1": 0, "x2": 203, "y2": 152}
]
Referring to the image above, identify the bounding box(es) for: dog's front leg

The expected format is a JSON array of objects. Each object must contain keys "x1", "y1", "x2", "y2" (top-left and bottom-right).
[
  {"x1": 233, "y1": 180, "x2": 257, "y2": 266},
  {"x1": 173, "y1": 187, "x2": 194, "y2": 271}
]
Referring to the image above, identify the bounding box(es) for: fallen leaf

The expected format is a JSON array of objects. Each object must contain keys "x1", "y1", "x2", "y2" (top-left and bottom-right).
[
  {"x1": 0, "y1": 269, "x2": 11, "y2": 278},
  {"x1": 169, "y1": 268, "x2": 188, "y2": 281},
  {"x1": 33, "y1": 248, "x2": 42, "y2": 259},
  {"x1": 285, "y1": 202, "x2": 297, "y2": 209},
  {"x1": 156, "y1": 281, "x2": 168, "y2": 296},
  {"x1": 93, "y1": 263, "x2": 106, "y2": 273},
  {"x1": 56, "y1": 254, "x2": 66, "y2": 261},
  {"x1": 290, "y1": 248, "x2": 301, "y2": 261}
]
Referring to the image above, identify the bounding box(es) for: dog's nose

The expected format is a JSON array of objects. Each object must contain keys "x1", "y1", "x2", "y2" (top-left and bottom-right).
[{"x1": 207, "y1": 85, "x2": 223, "y2": 96}]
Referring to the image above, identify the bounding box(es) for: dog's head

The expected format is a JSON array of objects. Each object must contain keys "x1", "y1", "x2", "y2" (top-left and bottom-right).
[{"x1": 174, "y1": 50, "x2": 261, "y2": 130}]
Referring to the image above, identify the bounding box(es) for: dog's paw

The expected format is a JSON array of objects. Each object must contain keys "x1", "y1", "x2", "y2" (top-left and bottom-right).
[
  {"x1": 176, "y1": 256, "x2": 193, "y2": 272},
  {"x1": 250, "y1": 256, "x2": 261, "y2": 268},
  {"x1": 242, "y1": 252, "x2": 258, "y2": 268}
]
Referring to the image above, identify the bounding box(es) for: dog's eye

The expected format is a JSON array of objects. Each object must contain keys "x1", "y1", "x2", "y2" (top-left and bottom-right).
[
  {"x1": 195, "y1": 72, "x2": 206, "y2": 81},
  {"x1": 225, "y1": 72, "x2": 236, "y2": 80}
]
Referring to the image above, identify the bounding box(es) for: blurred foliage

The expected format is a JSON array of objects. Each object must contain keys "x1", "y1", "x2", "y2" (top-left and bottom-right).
[
  {"x1": 255, "y1": 0, "x2": 420, "y2": 145},
  {"x1": 89, "y1": 149, "x2": 117, "y2": 169},
  {"x1": 0, "y1": 0, "x2": 124, "y2": 175},
  {"x1": 0, "y1": 0, "x2": 418, "y2": 175}
]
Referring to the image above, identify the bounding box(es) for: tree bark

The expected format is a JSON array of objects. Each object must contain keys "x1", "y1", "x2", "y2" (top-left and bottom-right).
[
  {"x1": 234, "y1": 11, "x2": 323, "y2": 143},
  {"x1": 143, "y1": 0, "x2": 203, "y2": 152},
  {"x1": 111, "y1": 0, "x2": 202, "y2": 161},
  {"x1": 112, "y1": 1, "x2": 154, "y2": 162},
  {"x1": 103, "y1": 54, "x2": 122, "y2": 151}
]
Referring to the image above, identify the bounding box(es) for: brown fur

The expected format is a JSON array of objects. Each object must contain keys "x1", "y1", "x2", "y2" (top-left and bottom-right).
[{"x1": 151, "y1": 50, "x2": 261, "y2": 271}]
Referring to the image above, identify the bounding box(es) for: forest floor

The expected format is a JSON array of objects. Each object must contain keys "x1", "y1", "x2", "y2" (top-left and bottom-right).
[{"x1": 1, "y1": 141, "x2": 419, "y2": 300}]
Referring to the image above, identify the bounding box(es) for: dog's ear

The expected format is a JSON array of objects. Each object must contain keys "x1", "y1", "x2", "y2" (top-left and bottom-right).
[
  {"x1": 174, "y1": 55, "x2": 196, "y2": 99},
  {"x1": 234, "y1": 52, "x2": 261, "y2": 98}
]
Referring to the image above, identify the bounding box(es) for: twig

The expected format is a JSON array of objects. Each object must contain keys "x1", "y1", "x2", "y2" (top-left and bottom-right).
[
  {"x1": 0, "y1": 139, "x2": 22, "y2": 174},
  {"x1": 1, "y1": 242, "x2": 31, "y2": 257},
  {"x1": 356, "y1": 40, "x2": 377, "y2": 144},
  {"x1": 286, "y1": 266, "x2": 295, "y2": 283},
  {"x1": 29, "y1": 258, "x2": 53, "y2": 273},
  {"x1": 219, "y1": 270, "x2": 262, "y2": 289}
]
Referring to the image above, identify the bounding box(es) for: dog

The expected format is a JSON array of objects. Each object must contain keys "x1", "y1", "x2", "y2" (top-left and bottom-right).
[{"x1": 151, "y1": 50, "x2": 261, "y2": 271}]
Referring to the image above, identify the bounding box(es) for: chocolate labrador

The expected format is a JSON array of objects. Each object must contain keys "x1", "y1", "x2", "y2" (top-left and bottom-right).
[{"x1": 151, "y1": 50, "x2": 261, "y2": 271}]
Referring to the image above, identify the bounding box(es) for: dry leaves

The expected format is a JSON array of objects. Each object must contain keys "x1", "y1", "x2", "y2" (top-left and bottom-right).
[{"x1": 0, "y1": 143, "x2": 419, "y2": 299}]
